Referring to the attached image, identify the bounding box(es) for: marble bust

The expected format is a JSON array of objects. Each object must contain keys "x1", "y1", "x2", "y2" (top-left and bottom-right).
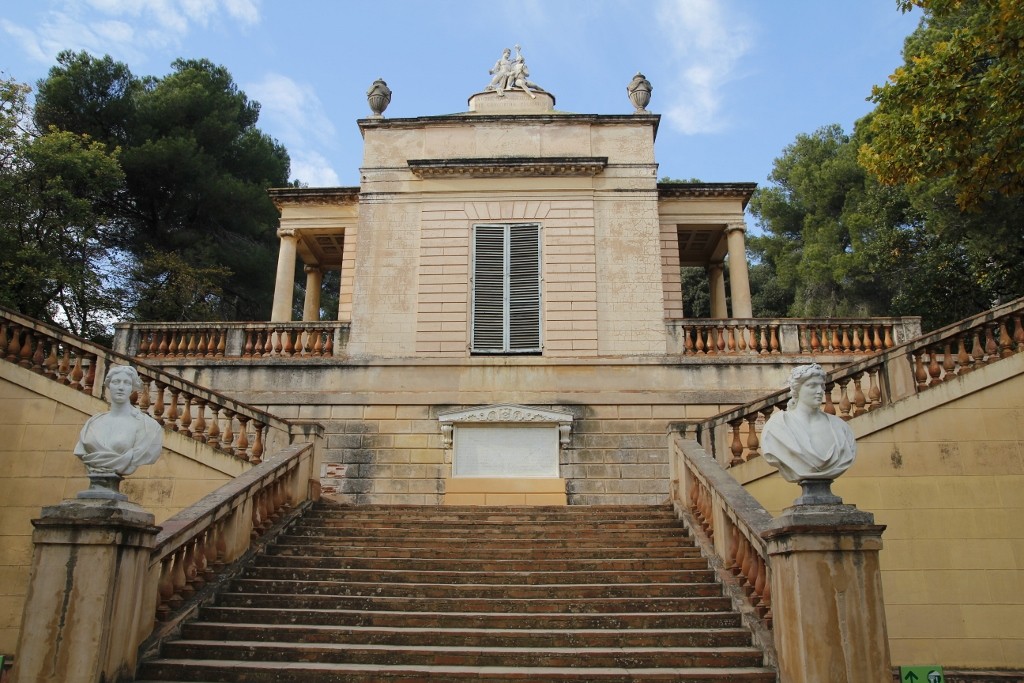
[
  {"x1": 762, "y1": 364, "x2": 856, "y2": 487},
  {"x1": 74, "y1": 365, "x2": 163, "y2": 484}
]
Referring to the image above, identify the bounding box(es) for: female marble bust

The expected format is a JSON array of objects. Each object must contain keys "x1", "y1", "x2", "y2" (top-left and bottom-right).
[
  {"x1": 762, "y1": 364, "x2": 856, "y2": 483},
  {"x1": 73, "y1": 365, "x2": 163, "y2": 477}
]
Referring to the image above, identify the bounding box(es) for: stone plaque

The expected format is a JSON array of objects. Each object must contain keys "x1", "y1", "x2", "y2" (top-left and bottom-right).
[{"x1": 453, "y1": 424, "x2": 559, "y2": 477}]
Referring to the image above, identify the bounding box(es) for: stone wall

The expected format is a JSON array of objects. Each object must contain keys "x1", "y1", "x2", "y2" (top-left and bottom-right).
[
  {"x1": 737, "y1": 352, "x2": 1024, "y2": 670},
  {"x1": 0, "y1": 362, "x2": 249, "y2": 657}
]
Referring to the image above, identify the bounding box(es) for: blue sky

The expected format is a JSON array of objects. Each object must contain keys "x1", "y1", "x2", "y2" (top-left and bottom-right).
[{"x1": 2, "y1": 1, "x2": 920, "y2": 193}]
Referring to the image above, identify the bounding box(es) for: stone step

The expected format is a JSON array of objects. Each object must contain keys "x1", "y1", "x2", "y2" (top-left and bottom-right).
[
  {"x1": 137, "y1": 660, "x2": 776, "y2": 683},
  {"x1": 242, "y1": 565, "x2": 717, "y2": 585},
  {"x1": 272, "y1": 534, "x2": 689, "y2": 549},
  {"x1": 290, "y1": 518, "x2": 686, "y2": 531},
  {"x1": 255, "y1": 554, "x2": 710, "y2": 572},
  {"x1": 216, "y1": 592, "x2": 734, "y2": 613},
  {"x1": 158, "y1": 640, "x2": 766, "y2": 669},
  {"x1": 307, "y1": 504, "x2": 677, "y2": 520},
  {"x1": 181, "y1": 622, "x2": 755, "y2": 649},
  {"x1": 266, "y1": 543, "x2": 700, "y2": 560},
  {"x1": 285, "y1": 525, "x2": 689, "y2": 539},
  {"x1": 227, "y1": 578, "x2": 724, "y2": 600},
  {"x1": 197, "y1": 606, "x2": 746, "y2": 630}
]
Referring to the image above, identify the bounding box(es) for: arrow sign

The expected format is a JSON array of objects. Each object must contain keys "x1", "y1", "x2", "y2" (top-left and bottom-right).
[
  {"x1": 900, "y1": 666, "x2": 944, "y2": 683},
  {"x1": 904, "y1": 673, "x2": 918, "y2": 682}
]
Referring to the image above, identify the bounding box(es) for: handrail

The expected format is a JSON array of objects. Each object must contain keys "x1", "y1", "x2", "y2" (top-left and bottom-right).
[
  {"x1": 0, "y1": 306, "x2": 314, "y2": 463},
  {"x1": 679, "y1": 297, "x2": 1024, "y2": 467},
  {"x1": 666, "y1": 316, "x2": 921, "y2": 356},
  {"x1": 113, "y1": 321, "x2": 350, "y2": 359}
]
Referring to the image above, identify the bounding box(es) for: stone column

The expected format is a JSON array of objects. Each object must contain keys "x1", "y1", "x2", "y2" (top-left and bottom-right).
[
  {"x1": 708, "y1": 262, "x2": 728, "y2": 319},
  {"x1": 762, "y1": 506, "x2": 891, "y2": 683},
  {"x1": 11, "y1": 500, "x2": 158, "y2": 683},
  {"x1": 271, "y1": 228, "x2": 299, "y2": 322},
  {"x1": 725, "y1": 223, "x2": 753, "y2": 318},
  {"x1": 302, "y1": 265, "x2": 323, "y2": 322}
]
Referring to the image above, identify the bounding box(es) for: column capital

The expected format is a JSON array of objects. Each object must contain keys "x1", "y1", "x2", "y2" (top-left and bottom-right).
[
  {"x1": 303, "y1": 263, "x2": 321, "y2": 274},
  {"x1": 277, "y1": 228, "x2": 299, "y2": 239},
  {"x1": 724, "y1": 221, "x2": 747, "y2": 235}
]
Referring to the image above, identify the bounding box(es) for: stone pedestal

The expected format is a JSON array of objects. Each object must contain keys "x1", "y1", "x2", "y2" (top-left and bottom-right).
[
  {"x1": 11, "y1": 500, "x2": 158, "y2": 683},
  {"x1": 763, "y1": 505, "x2": 891, "y2": 683}
]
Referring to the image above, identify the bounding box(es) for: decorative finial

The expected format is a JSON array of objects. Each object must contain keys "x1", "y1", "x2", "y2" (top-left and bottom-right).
[
  {"x1": 366, "y1": 78, "x2": 391, "y2": 117},
  {"x1": 627, "y1": 72, "x2": 652, "y2": 113}
]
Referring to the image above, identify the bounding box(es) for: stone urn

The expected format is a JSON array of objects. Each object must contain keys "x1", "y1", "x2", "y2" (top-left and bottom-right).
[
  {"x1": 627, "y1": 73, "x2": 652, "y2": 113},
  {"x1": 366, "y1": 78, "x2": 392, "y2": 118}
]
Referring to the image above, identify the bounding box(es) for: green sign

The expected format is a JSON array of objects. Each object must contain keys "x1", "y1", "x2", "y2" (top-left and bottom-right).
[{"x1": 900, "y1": 666, "x2": 944, "y2": 683}]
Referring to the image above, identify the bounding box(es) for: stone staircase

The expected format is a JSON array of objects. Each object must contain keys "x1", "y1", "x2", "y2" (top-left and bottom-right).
[{"x1": 137, "y1": 502, "x2": 775, "y2": 682}]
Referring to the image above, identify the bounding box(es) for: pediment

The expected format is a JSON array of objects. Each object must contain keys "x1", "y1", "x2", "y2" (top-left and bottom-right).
[{"x1": 438, "y1": 403, "x2": 573, "y2": 424}]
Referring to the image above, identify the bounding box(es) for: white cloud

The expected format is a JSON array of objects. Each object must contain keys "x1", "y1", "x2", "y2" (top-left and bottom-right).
[
  {"x1": 291, "y1": 151, "x2": 341, "y2": 187},
  {"x1": 6, "y1": 0, "x2": 262, "y2": 65},
  {"x1": 246, "y1": 73, "x2": 339, "y2": 186},
  {"x1": 656, "y1": 0, "x2": 752, "y2": 134}
]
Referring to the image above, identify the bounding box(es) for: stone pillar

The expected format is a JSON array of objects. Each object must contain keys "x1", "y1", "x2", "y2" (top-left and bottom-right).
[
  {"x1": 302, "y1": 265, "x2": 323, "y2": 322},
  {"x1": 708, "y1": 262, "x2": 728, "y2": 319},
  {"x1": 11, "y1": 500, "x2": 158, "y2": 683},
  {"x1": 725, "y1": 222, "x2": 753, "y2": 318},
  {"x1": 271, "y1": 228, "x2": 299, "y2": 322},
  {"x1": 762, "y1": 506, "x2": 891, "y2": 683}
]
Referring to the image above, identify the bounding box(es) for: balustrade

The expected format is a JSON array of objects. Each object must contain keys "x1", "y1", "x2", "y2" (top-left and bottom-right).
[
  {"x1": 0, "y1": 306, "x2": 299, "y2": 465},
  {"x1": 124, "y1": 322, "x2": 343, "y2": 359}
]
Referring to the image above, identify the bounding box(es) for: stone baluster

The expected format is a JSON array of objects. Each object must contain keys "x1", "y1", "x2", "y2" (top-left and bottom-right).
[
  {"x1": 243, "y1": 330, "x2": 254, "y2": 357},
  {"x1": 851, "y1": 372, "x2": 867, "y2": 416},
  {"x1": 1013, "y1": 314, "x2": 1024, "y2": 352},
  {"x1": 82, "y1": 354, "x2": 97, "y2": 394},
  {"x1": 30, "y1": 332, "x2": 46, "y2": 372},
  {"x1": 839, "y1": 325, "x2": 851, "y2": 353},
  {"x1": 18, "y1": 328, "x2": 34, "y2": 368},
  {"x1": 216, "y1": 329, "x2": 227, "y2": 357},
  {"x1": 221, "y1": 410, "x2": 236, "y2": 455},
  {"x1": 998, "y1": 318, "x2": 1014, "y2": 358},
  {"x1": 745, "y1": 413, "x2": 760, "y2": 460},
  {"x1": 836, "y1": 377, "x2": 852, "y2": 419},
  {"x1": 867, "y1": 367, "x2": 882, "y2": 409},
  {"x1": 716, "y1": 324, "x2": 727, "y2": 353},
  {"x1": 155, "y1": 555, "x2": 176, "y2": 621},
  {"x1": 957, "y1": 332, "x2": 973, "y2": 374},
  {"x1": 190, "y1": 533, "x2": 208, "y2": 589},
  {"x1": 941, "y1": 341, "x2": 955, "y2": 380},
  {"x1": 137, "y1": 376, "x2": 152, "y2": 411},
  {"x1": 251, "y1": 421, "x2": 265, "y2": 464},
  {"x1": 168, "y1": 546, "x2": 188, "y2": 609},
  {"x1": 179, "y1": 539, "x2": 198, "y2": 598},
  {"x1": 179, "y1": 394, "x2": 193, "y2": 438},
  {"x1": 236, "y1": 415, "x2": 250, "y2": 460},
  {"x1": 927, "y1": 347, "x2": 942, "y2": 385},
  {"x1": 694, "y1": 328, "x2": 706, "y2": 354},
  {"x1": 0, "y1": 321, "x2": 8, "y2": 358},
  {"x1": 324, "y1": 331, "x2": 334, "y2": 356},
  {"x1": 769, "y1": 325, "x2": 780, "y2": 354},
  {"x1": 5, "y1": 324, "x2": 21, "y2": 362},
  {"x1": 192, "y1": 399, "x2": 207, "y2": 442},
  {"x1": 151, "y1": 381, "x2": 167, "y2": 425},
  {"x1": 167, "y1": 388, "x2": 181, "y2": 431},
  {"x1": 69, "y1": 353, "x2": 85, "y2": 391},
  {"x1": 137, "y1": 331, "x2": 150, "y2": 357},
  {"x1": 873, "y1": 325, "x2": 884, "y2": 352},
  {"x1": 823, "y1": 382, "x2": 836, "y2": 415},
  {"x1": 912, "y1": 351, "x2": 928, "y2": 390},
  {"x1": 683, "y1": 327, "x2": 695, "y2": 355},
  {"x1": 728, "y1": 419, "x2": 744, "y2": 467},
  {"x1": 970, "y1": 328, "x2": 986, "y2": 367},
  {"x1": 202, "y1": 525, "x2": 218, "y2": 581},
  {"x1": 725, "y1": 325, "x2": 737, "y2": 353},
  {"x1": 207, "y1": 404, "x2": 221, "y2": 448},
  {"x1": 731, "y1": 531, "x2": 747, "y2": 581},
  {"x1": 43, "y1": 342, "x2": 59, "y2": 380},
  {"x1": 283, "y1": 329, "x2": 295, "y2": 356}
]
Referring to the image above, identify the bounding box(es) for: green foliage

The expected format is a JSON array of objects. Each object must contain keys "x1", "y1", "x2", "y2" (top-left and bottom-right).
[
  {"x1": 0, "y1": 75, "x2": 125, "y2": 338},
  {"x1": 34, "y1": 52, "x2": 290, "y2": 323},
  {"x1": 861, "y1": 0, "x2": 1024, "y2": 209}
]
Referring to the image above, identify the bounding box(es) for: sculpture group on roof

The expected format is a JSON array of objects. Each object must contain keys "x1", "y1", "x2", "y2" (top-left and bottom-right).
[{"x1": 485, "y1": 44, "x2": 544, "y2": 98}]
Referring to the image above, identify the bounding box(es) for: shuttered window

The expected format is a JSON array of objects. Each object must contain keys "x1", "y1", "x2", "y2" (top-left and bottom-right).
[{"x1": 471, "y1": 223, "x2": 542, "y2": 354}]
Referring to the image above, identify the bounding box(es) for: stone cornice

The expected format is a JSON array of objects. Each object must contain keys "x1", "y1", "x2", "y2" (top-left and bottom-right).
[
  {"x1": 267, "y1": 187, "x2": 360, "y2": 209},
  {"x1": 360, "y1": 113, "x2": 661, "y2": 138},
  {"x1": 409, "y1": 156, "x2": 608, "y2": 179},
  {"x1": 658, "y1": 182, "x2": 758, "y2": 208}
]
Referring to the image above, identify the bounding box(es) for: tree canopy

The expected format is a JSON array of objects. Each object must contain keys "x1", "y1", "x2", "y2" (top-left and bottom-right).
[
  {"x1": 32, "y1": 52, "x2": 290, "y2": 324},
  {"x1": 861, "y1": 0, "x2": 1024, "y2": 209}
]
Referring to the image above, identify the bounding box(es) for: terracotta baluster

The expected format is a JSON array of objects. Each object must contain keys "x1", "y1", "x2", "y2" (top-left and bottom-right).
[
  {"x1": 873, "y1": 325, "x2": 884, "y2": 352},
  {"x1": 883, "y1": 326, "x2": 895, "y2": 348},
  {"x1": 828, "y1": 326, "x2": 839, "y2": 353},
  {"x1": 253, "y1": 330, "x2": 265, "y2": 357},
  {"x1": 44, "y1": 342, "x2": 59, "y2": 380},
  {"x1": 984, "y1": 323, "x2": 998, "y2": 362},
  {"x1": 29, "y1": 332, "x2": 45, "y2": 373},
  {"x1": 312, "y1": 329, "x2": 323, "y2": 356},
  {"x1": 970, "y1": 329, "x2": 985, "y2": 367},
  {"x1": 683, "y1": 327, "x2": 695, "y2": 355},
  {"x1": 726, "y1": 326, "x2": 737, "y2": 353},
  {"x1": 190, "y1": 533, "x2": 208, "y2": 589},
  {"x1": 207, "y1": 404, "x2": 221, "y2": 449},
  {"x1": 137, "y1": 376, "x2": 152, "y2": 411},
  {"x1": 797, "y1": 325, "x2": 808, "y2": 353},
  {"x1": 243, "y1": 330, "x2": 254, "y2": 357},
  {"x1": 761, "y1": 574, "x2": 773, "y2": 627},
  {"x1": 167, "y1": 388, "x2": 181, "y2": 431},
  {"x1": 998, "y1": 318, "x2": 1014, "y2": 358},
  {"x1": 250, "y1": 491, "x2": 264, "y2": 539},
  {"x1": 851, "y1": 372, "x2": 866, "y2": 416},
  {"x1": 179, "y1": 540, "x2": 197, "y2": 598},
  {"x1": 152, "y1": 381, "x2": 167, "y2": 425},
  {"x1": 840, "y1": 325, "x2": 851, "y2": 353},
  {"x1": 769, "y1": 325, "x2": 780, "y2": 354},
  {"x1": 235, "y1": 415, "x2": 250, "y2": 460},
  {"x1": 731, "y1": 531, "x2": 747, "y2": 578},
  {"x1": 202, "y1": 526, "x2": 218, "y2": 581},
  {"x1": 716, "y1": 324, "x2": 727, "y2": 354},
  {"x1": 82, "y1": 354, "x2": 97, "y2": 394},
  {"x1": 179, "y1": 394, "x2": 193, "y2": 437},
  {"x1": 137, "y1": 332, "x2": 150, "y2": 357},
  {"x1": 727, "y1": 525, "x2": 741, "y2": 574},
  {"x1": 56, "y1": 347, "x2": 71, "y2": 385},
  {"x1": 165, "y1": 331, "x2": 177, "y2": 357},
  {"x1": 695, "y1": 328, "x2": 706, "y2": 354},
  {"x1": 221, "y1": 410, "x2": 235, "y2": 455},
  {"x1": 823, "y1": 383, "x2": 836, "y2": 415},
  {"x1": 754, "y1": 557, "x2": 770, "y2": 618},
  {"x1": 216, "y1": 329, "x2": 226, "y2": 357},
  {"x1": 250, "y1": 421, "x2": 265, "y2": 464},
  {"x1": 912, "y1": 351, "x2": 928, "y2": 390},
  {"x1": 192, "y1": 399, "x2": 207, "y2": 442},
  {"x1": 18, "y1": 329, "x2": 33, "y2": 368},
  {"x1": 271, "y1": 328, "x2": 282, "y2": 356},
  {"x1": 745, "y1": 414, "x2": 760, "y2": 459},
  {"x1": 69, "y1": 353, "x2": 85, "y2": 391},
  {"x1": 867, "y1": 368, "x2": 882, "y2": 409},
  {"x1": 283, "y1": 328, "x2": 295, "y2": 356},
  {"x1": 728, "y1": 419, "x2": 744, "y2": 467},
  {"x1": 168, "y1": 546, "x2": 187, "y2": 609},
  {"x1": 153, "y1": 330, "x2": 166, "y2": 357},
  {"x1": 836, "y1": 377, "x2": 852, "y2": 420},
  {"x1": 942, "y1": 342, "x2": 955, "y2": 381},
  {"x1": 0, "y1": 321, "x2": 8, "y2": 358},
  {"x1": 740, "y1": 539, "x2": 755, "y2": 596},
  {"x1": 927, "y1": 347, "x2": 942, "y2": 385},
  {"x1": 155, "y1": 556, "x2": 176, "y2": 621},
  {"x1": 324, "y1": 331, "x2": 334, "y2": 356},
  {"x1": 5, "y1": 324, "x2": 21, "y2": 362},
  {"x1": 957, "y1": 333, "x2": 973, "y2": 374},
  {"x1": 1013, "y1": 314, "x2": 1024, "y2": 352},
  {"x1": 213, "y1": 518, "x2": 228, "y2": 571}
]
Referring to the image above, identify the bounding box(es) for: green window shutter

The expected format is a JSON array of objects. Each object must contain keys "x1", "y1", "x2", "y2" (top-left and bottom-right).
[{"x1": 471, "y1": 224, "x2": 542, "y2": 353}]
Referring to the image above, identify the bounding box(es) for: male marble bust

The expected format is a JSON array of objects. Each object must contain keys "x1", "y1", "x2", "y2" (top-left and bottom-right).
[{"x1": 762, "y1": 363, "x2": 856, "y2": 484}]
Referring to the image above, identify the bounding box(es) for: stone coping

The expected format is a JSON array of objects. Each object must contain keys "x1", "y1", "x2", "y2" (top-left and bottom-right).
[{"x1": 408, "y1": 156, "x2": 607, "y2": 178}]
